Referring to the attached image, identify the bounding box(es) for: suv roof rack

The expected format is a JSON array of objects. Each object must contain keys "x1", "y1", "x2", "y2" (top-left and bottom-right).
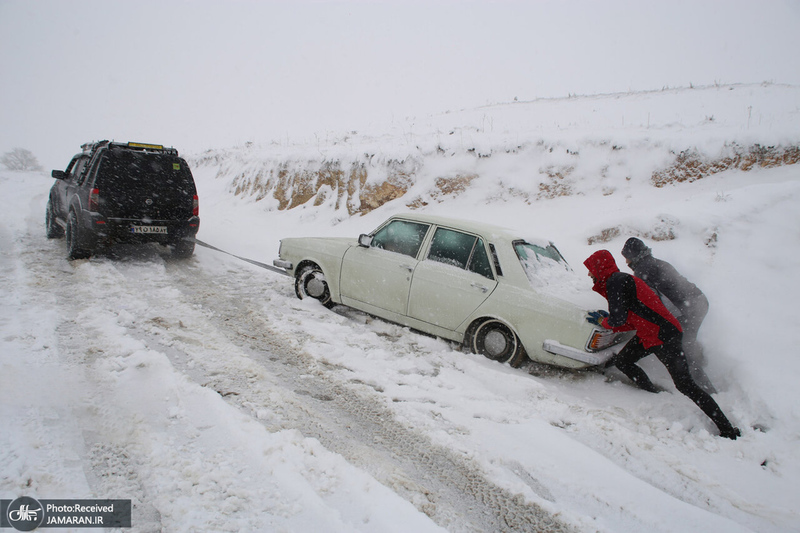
[
  {"x1": 79, "y1": 140, "x2": 179, "y2": 156},
  {"x1": 80, "y1": 140, "x2": 109, "y2": 154}
]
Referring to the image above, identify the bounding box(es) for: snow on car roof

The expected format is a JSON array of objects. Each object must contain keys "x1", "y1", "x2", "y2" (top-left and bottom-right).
[{"x1": 390, "y1": 212, "x2": 547, "y2": 244}]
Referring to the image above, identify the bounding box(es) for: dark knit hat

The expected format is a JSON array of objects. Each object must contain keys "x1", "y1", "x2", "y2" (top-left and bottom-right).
[{"x1": 621, "y1": 237, "x2": 651, "y2": 261}]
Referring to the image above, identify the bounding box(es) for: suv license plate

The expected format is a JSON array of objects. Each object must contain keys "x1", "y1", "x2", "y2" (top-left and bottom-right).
[{"x1": 131, "y1": 225, "x2": 168, "y2": 234}]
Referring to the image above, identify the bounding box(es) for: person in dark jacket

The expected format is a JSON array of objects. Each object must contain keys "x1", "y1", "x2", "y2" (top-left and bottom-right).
[
  {"x1": 621, "y1": 237, "x2": 716, "y2": 394},
  {"x1": 584, "y1": 250, "x2": 740, "y2": 440}
]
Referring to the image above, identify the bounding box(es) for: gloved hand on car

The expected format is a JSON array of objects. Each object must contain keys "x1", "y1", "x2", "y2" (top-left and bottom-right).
[{"x1": 586, "y1": 310, "x2": 609, "y2": 326}]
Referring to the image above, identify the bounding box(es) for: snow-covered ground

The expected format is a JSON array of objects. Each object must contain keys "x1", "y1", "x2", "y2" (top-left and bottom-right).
[{"x1": 2, "y1": 85, "x2": 800, "y2": 532}]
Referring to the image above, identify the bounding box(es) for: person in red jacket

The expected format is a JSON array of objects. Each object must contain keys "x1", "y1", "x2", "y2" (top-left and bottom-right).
[{"x1": 584, "y1": 250, "x2": 740, "y2": 440}]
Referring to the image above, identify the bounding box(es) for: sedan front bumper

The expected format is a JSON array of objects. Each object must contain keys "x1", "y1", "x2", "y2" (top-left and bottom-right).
[{"x1": 542, "y1": 333, "x2": 633, "y2": 366}]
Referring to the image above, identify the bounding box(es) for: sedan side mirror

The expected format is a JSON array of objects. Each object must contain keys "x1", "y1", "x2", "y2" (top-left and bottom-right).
[
  {"x1": 358, "y1": 234, "x2": 373, "y2": 247},
  {"x1": 51, "y1": 170, "x2": 66, "y2": 180}
]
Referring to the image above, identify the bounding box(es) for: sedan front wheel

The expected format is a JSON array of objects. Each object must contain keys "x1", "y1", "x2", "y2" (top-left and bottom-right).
[
  {"x1": 470, "y1": 319, "x2": 526, "y2": 367},
  {"x1": 295, "y1": 265, "x2": 334, "y2": 309}
]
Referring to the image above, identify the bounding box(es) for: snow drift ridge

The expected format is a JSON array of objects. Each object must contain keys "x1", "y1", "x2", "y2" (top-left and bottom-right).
[{"x1": 188, "y1": 83, "x2": 800, "y2": 216}]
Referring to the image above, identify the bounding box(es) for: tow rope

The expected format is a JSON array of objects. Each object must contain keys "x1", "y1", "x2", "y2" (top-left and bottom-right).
[{"x1": 190, "y1": 238, "x2": 290, "y2": 276}]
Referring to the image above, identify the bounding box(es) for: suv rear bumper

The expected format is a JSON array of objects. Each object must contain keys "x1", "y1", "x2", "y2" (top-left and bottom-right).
[{"x1": 86, "y1": 212, "x2": 200, "y2": 244}]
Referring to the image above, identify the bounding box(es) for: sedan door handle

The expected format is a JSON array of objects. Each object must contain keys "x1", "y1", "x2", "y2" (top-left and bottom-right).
[
  {"x1": 471, "y1": 282, "x2": 489, "y2": 293},
  {"x1": 400, "y1": 264, "x2": 414, "y2": 273}
]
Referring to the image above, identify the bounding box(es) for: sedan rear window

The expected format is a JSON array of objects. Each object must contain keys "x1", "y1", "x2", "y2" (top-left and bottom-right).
[{"x1": 428, "y1": 228, "x2": 494, "y2": 279}]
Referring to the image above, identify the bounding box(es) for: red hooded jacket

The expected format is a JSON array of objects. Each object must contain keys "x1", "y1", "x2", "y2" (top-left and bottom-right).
[{"x1": 584, "y1": 250, "x2": 682, "y2": 349}]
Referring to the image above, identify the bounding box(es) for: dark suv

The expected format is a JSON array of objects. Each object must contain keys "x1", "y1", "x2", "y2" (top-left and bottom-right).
[{"x1": 47, "y1": 141, "x2": 200, "y2": 259}]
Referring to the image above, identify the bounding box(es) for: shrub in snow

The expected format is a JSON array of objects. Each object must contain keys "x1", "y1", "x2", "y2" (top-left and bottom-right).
[{"x1": 1, "y1": 147, "x2": 42, "y2": 171}]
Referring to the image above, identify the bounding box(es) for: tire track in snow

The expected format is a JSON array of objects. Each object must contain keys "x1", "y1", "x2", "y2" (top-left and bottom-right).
[
  {"x1": 19, "y1": 237, "x2": 166, "y2": 532},
  {"x1": 155, "y1": 259, "x2": 576, "y2": 533}
]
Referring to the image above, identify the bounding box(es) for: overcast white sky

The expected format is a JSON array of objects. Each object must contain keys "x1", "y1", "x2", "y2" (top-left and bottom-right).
[{"x1": 1, "y1": 0, "x2": 799, "y2": 168}]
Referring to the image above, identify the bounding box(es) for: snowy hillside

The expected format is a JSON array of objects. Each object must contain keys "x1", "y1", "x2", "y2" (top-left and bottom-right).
[
  {"x1": 189, "y1": 83, "x2": 800, "y2": 219},
  {"x1": 2, "y1": 83, "x2": 800, "y2": 532}
]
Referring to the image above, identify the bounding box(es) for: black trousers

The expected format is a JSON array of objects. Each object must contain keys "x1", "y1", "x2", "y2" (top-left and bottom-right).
[
  {"x1": 679, "y1": 294, "x2": 716, "y2": 394},
  {"x1": 609, "y1": 335, "x2": 737, "y2": 435}
]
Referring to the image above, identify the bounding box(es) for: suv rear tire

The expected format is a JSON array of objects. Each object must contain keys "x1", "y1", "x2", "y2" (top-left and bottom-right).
[
  {"x1": 66, "y1": 210, "x2": 91, "y2": 260},
  {"x1": 171, "y1": 239, "x2": 195, "y2": 259}
]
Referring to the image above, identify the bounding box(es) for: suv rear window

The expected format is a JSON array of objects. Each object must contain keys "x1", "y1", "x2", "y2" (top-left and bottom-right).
[{"x1": 95, "y1": 149, "x2": 196, "y2": 194}]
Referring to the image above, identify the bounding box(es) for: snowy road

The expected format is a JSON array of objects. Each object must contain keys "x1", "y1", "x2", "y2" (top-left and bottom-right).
[
  {"x1": 3, "y1": 175, "x2": 572, "y2": 531},
  {"x1": 3, "y1": 167, "x2": 799, "y2": 533}
]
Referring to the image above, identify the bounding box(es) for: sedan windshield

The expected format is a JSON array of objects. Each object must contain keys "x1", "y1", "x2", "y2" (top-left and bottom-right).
[
  {"x1": 513, "y1": 240, "x2": 600, "y2": 307},
  {"x1": 514, "y1": 240, "x2": 567, "y2": 266},
  {"x1": 514, "y1": 240, "x2": 571, "y2": 287}
]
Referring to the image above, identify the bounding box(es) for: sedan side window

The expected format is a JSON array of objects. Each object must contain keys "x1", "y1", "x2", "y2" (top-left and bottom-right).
[
  {"x1": 469, "y1": 238, "x2": 493, "y2": 278},
  {"x1": 428, "y1": 228, "x2": 494, "y2": 279},
  {"x1": 371, "y1": 220, "x2": 430, "y2": 258}
]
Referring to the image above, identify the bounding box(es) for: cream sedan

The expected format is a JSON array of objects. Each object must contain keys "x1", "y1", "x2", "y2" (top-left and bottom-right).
[{"x1": 274, "y1": 213, "x2": 630, "y2": 368}]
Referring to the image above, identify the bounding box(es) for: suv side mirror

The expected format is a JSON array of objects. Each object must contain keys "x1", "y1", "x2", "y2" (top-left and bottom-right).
[
  {"x1": 358, "y1": 234, "x2": 373, "y2": 247},
  {"x1": 51, "y1": 170, "x2": 66, "y2": 180}
]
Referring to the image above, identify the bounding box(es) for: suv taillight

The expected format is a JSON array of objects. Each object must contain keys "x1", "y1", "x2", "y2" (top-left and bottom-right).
[
  {"x1": 192, "y1": 195, "x2": 199, "y2": 216},
  {"x1": 89, "y1": 188, "x2": 100, "y2": 211}
]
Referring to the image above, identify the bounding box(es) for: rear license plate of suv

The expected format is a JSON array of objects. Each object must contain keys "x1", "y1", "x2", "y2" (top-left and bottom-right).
[{"x1": 131, "y1": 225, "x2": 168, "y2": 234}]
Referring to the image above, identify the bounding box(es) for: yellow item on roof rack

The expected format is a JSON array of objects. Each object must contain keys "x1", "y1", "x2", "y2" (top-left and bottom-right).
[{"x1": 127, "y1": 142, "x2": 164, "y2": 150}]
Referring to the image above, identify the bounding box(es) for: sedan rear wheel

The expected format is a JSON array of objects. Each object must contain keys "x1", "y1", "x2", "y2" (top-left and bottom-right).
[
  {"x1": 295, "y1": 265, "x2": 334, "y2": 309},
  {"x1": 471, "y1": 319, "x2": 526, "y2": 367}
]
